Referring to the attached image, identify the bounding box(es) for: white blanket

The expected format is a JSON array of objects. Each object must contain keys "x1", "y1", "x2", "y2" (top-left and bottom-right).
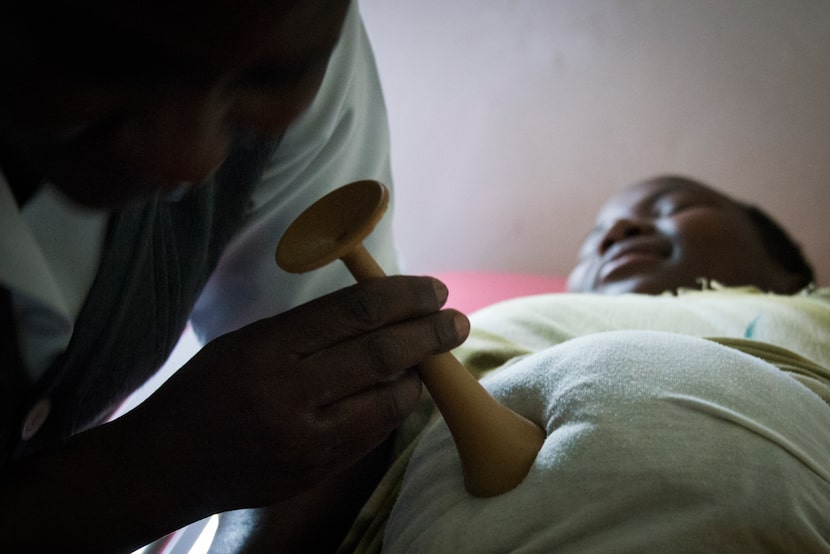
[{"x1": 383, "y1": 330, "x2": 830, "y2": 552}]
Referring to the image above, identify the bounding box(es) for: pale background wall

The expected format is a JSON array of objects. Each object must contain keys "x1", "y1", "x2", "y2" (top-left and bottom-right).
[{"x1": 360, "y1": 0, "x2": 830, "y2": 285}]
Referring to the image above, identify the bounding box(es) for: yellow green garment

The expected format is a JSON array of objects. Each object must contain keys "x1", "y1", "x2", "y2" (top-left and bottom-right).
[{"x1": 339, "y1": 285, "x2": 830, "y2": 553}]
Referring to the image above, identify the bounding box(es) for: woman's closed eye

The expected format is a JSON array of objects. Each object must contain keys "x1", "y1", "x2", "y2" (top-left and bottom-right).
[{"x1": 653, "y1": 191, "x2": 713, "y2": 218}]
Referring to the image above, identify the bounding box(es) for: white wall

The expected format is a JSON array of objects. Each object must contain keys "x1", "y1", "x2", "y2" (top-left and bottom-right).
[{"x1": 361, "y1": 0, "x2": 830, "y2": 285}]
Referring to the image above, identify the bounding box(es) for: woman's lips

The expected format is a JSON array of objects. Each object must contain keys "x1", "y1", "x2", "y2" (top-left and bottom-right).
[{"x1": 598, "y1": 239, "x2": 671, "y2": 282}]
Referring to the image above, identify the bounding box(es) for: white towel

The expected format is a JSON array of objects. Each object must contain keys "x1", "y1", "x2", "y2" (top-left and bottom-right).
[{"x1": 383, "y1": 330, "x2": 830, "y2": 553}]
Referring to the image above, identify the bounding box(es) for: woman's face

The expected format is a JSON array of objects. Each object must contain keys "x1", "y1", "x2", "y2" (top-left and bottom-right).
[
  {"x1": 567, "y1": 177, "x2": 797, "y2": 295},
  {"x1": 0, "y1": 0, "x2": 349, "y2": 208}
]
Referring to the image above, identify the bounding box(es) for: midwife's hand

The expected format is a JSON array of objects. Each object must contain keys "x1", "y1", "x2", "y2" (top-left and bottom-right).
[{"x1": 127, "y1": 275, "x2": 468, "y2": 513}]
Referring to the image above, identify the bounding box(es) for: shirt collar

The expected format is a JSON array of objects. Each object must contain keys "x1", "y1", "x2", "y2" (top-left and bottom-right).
[{"x1": 0, "y1": 170, "x2": 71, "y2": 318}]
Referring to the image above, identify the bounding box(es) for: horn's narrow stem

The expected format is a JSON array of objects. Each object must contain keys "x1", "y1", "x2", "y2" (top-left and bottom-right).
[{"x1": 341, "y1": 243, "x2": 544, "y2": 497}]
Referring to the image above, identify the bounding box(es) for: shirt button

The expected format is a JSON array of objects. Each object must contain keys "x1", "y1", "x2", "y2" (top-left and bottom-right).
[{"x1": 21, "y1": 398, "x2": 51, "y2": 440}]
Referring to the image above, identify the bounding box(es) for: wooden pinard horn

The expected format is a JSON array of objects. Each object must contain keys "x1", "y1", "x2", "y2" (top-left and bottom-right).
[{"x1": 276, "y1": 180, "x2": 544, "y2": 497}]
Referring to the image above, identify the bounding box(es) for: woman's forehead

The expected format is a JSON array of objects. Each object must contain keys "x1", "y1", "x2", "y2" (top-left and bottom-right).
[{"x1": 597, "y1": 177, "x2": 733, "y2": 219}]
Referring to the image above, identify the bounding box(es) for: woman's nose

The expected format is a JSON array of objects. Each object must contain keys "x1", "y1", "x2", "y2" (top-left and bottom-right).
[
  {"x1": 114, "y1": 85, "x2": 236, "y2": 186},
  {"x1": 598, "y1": 217, "x2": 655, "y2": 255}
]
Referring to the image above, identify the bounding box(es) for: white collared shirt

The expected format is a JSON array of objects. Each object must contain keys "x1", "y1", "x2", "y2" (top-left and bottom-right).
[{"x1": 0, "y1": 177, "x2": 107, "y2": 380}]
